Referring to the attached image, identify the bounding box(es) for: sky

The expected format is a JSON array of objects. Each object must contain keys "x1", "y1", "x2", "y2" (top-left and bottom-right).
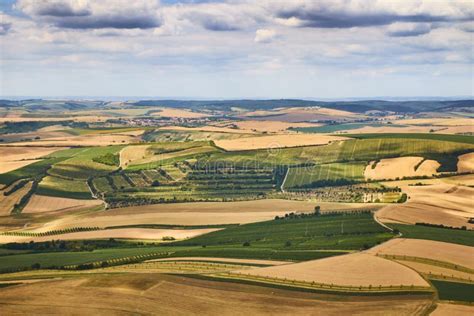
[{"x1": 0, "y1": 0, "x2": 473, "y2": 99}]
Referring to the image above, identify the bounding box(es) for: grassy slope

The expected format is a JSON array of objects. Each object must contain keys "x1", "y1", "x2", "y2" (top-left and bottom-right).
[
  {"x1": 389, "y1": 224, "x2": 474, "y2": 247},
  {"x1": 174, "y1": 213, "x2": 393, "y2": 250},
  {"x1": 343, "y1": 133, "x2": 474, "y2": 145}
]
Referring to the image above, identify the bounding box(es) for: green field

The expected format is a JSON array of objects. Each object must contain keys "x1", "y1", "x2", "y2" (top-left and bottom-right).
[
  {"x1": 284, "y1": 162, "x2": 366, "y2": 189},
  {"x1": 175, "y1": 212, "x2": 393, "y2": 250},
  {"x1": 344, "y1": 133, "x2": 474, "y2": 144},
  {"x1": 37, "y1": 176, "x2": 92, "y2": 199},
  {"x1": 292, "y1": 123, "x2": 401, "y2": 133},
  {"x1": 389, "y1": 224, "x2": 474, "y2": 247},
  {"x1": 430, "y1": 280, "x2": 474, "y2": 302}
]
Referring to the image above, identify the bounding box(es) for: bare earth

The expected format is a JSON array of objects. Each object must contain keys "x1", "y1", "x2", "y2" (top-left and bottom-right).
[
  {"x1": 367, "y1": 238, "x2": 474, "y2": 269},
  {"x1": 432, "y1": 303, "x2": 474, "y2": 316},
  {"x1": 457, "y1": 152, "x2": 474, "y2": 173},
  {"x1": 0, "y1": 228, "x2": 220, "y2": 243},
  {"x1": 364, "y1": 157, "x2": 439, "y2": 181},
  {"x1": 377, "y1": 183, "x2": 474, "y2": 228},
  {"x1": 159, "y1": 125, "x2": 257, "y2": 134},
  {"x1": 0, "y1": 274, "x2": 434, "y2": 315},
  {"x1": 23, "y1": 194, "x2": 103, "y2": 214},
  {"x1": 214, "y1": 134, "x2": 347, "y2": 151},
  {"x1": 239, "y1": 253, "x2": 429, "y2": 287}
]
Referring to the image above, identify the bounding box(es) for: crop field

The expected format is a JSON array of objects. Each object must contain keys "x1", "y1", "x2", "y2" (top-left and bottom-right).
[
  {"x1": 388, "y1": 224, "x2": 474, "y2": 247},
  {"x1": 344, "y1": 133, "x2": 474, "y2": 144},
  {"x1": 175, "y1": 212, "x2": 393, "y2": 251},
  {"x1": 48, "y1": 146, "x2": 124, "y2": 179},
  {"x1": 37, "y1": 176, "x2": 91, "y2": 200},
  {"x1": 291, "y1": 123, "x2": 398, "y2": 133},
  {"x1": 284, "y1": 162, "x2": 366, "y2": 189},
  {"x1": 430, "y1": 280, "x2": 474, "y2": 302}
]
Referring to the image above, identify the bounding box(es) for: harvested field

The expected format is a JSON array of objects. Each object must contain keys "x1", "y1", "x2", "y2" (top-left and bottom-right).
[
  {"x1": 237, "y1": 253, "x2": 429, "y2": 287},
  {"x1": 234, "y1": 120, "x2": 320, "y2": 133},
  {"x1": 394, "y1": 118, "x2": 474, "y2": 126},
  {"x1": 240, "y1": 107, "x2": 361, "y2": 122},
  {"x1": 432, "y1": 303, "x2": 474, "y2": 316},
  {"x1": 0, "y1": 273, "x2": 434, "y2": 315},
  {"x1": 364, "y1": 157, "x2": 439, "y2": 181},
  {"x1": 152, "y1": 108, "x2": 210, "y2": 118},
  {"x1": 5, "y1": 134, "x2": 139, "y2": 147},
  {"x1": 119, "y1": 144, "x2": 151, "y2": 168},
  {"x1": 457, "y1": 152, "x2": 474, "y2": 173},
  {"x1": 23, "y1": 194, "x2": 103, "y2": 214},
  {"x1": 159, "y1": 125, "x2": 256, "y2": 134},
  {"x1": 214, "y1": 134, "x2": 347, "y2": 151},
  {"x1": 35, "y1": 200, "x2": 373, "y2": 230},
  {"x1": 0, "y1": 228, "x2": 220, "y2": 243},
  {"x1": 367, "y1": 238, "x2": 474, "y2": 270},
  {"x1": 0, "y1": 146, "x2": 68, "y2": 174},
  {"x1": 377, "y1": 184, "x2": 474, "y2": 228},
  {"x1": 395, "y1": 260, "x2": 474, "y2": 281},
  {"x1": 0, "y1": 181, "x2": 32, "y2": 215},
  {"x1": 150, "y1": 257, "x2": 290, "y2": 266},
  {"x1": 0, "y1": 160, "x2": 40, "y2": 174}
]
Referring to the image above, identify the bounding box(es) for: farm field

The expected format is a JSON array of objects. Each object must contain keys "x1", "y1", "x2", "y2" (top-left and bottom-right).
[
  {"x1": 22, "y1": 195, "x2": 103, "y2": 214},
  {"x1": 1, "y1": 99, "x2": 473, "y2": 314},
  {"x1": 233, "y1": 253, "x2": 429, "y2": 288},
  {"x1": 364, "y1": 156, "x2": 440, "y2": 180},
  {"x1": 0, "y1": 227, "x2": 220, "y2": 243},
  {"x1": 214, "y1": 134, "x2": 348, "y2": 151},
  {"x1": 367, "y1": 238, "x2": 474, "y2": 270},
  {"x1": 0, "y1": 273, "x2": 435, "y2": 315},
  {"x1": 376, "y1": 183, "x2": 474, "y2": 228}
]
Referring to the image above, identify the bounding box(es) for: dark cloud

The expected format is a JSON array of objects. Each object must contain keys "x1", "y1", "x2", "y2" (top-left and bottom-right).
[
  {"x1": 276, "y1": 9, "x2": 467, "y2": 29},
  {"x1": 53, "y1": 15, "x2": 161, "y2": 29},
  {"x1": 388, "y1": 27, "x2": 431, "y2": 37},
  {"x1": 201, "y1": 17, "x2": 239, "y2": 31},
  {"x1": 35, "y1": 2, "x2": 91, "y2": 17},
  {"x1": 0, "y1": 23, "x2": 12, "y2": 35}
]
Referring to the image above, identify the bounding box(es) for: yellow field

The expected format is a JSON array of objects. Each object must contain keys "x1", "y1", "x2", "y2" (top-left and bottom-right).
[
  {"x1": 6, "y1": 134, "x2": 140, "y2": 147},
  {"x1": 23, "y1": 194, "x2": 103, "y2": 214},
  {"x1": 0, "y1": 273, "x2": 434, "y2": 315},
  {"x1": 457, "y1": 152, "x2": 474, "y2": 173},
  {"x1": 119, "y1": 144, "x2": 151, "y2": 168},
  {"x1": 233, "y1": 120, "x2": 320, "y2": 133},
  {"x1": 0, "y1": 228, "x2": 220, "y2": 243},
  {"x1": 159, "y1": 125, "x2": 256, "y2": 134},
  {"x1": 432, "y1": 303, "x2": 474, "y2": 316},
  {"x1": 31, "y1": 200, "x2": 373, "y2": 231},
  {"x1": 0, "y1": 146, "x2": 68, "y2": 174},
  {"x1": 237, "y1": 253, "x2": 429, "y2": 287},
  {"x1": 364, "y1": 157, "x2": 439, "y2": 180},
  {"x1": 214, "y1": 134, "x2": 348, "y2": 151},
  {"x1": 367, "y1": 238, "x2": 474, "y2": 270},
  {"x1": 377, "y1": 183, "x2": 474, "y2": 228}
]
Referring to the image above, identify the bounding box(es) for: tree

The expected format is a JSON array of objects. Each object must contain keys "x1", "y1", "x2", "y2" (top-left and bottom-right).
[
  {"x1": 243, "y1": 241, "x2": 251, "y2": 247},
  {"x1": 314, "y1": 205, "x2": 321, "y2": 216}
]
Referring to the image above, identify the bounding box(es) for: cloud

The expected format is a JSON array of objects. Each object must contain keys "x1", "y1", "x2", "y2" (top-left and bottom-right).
[
  {"x1": 254, "y1": 28, "x2": 276, "y2": 43},
  {"x1": 16, "y1": 0, "x2": 162, "y2": 30},
  {"x1": 0, "y1": 22, "x2": 12, "y2": 35},
  {"x1": 387, "y1": 23, "x2": 432, "y2": 37},
  {"x1": 270, "y1": 0, "x2": 473, "y2": 29},
  {"x1": 198, "y1": 14, "x2": 240, "y2": 31}
]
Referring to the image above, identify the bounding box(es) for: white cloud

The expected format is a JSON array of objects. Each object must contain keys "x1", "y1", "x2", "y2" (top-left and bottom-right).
[{"x1": 254, "y1": 28, "x2": 277, "y2": 43}]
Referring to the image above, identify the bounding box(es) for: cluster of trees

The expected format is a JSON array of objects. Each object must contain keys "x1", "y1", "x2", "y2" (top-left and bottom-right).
[
  {"x1": 2, "y1": 226, "x2": 101, "y2": 237},
  {"x1": 3, "y1": 179, "x2": 29, "y2": 196},
  {"x1": 415, "y1": 222, "x2": 469, "y2": 231},
  {"x1": 275, "y1": 206, "x2": 373, "y2": 221},
  {"x1": 12, "y1": 180, "x2": 38, "y2": 214}
]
